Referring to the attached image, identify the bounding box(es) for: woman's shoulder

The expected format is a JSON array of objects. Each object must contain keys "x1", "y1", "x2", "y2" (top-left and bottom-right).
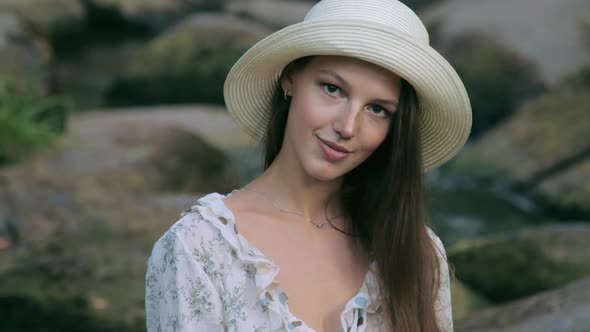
[
  {"x1": 148, "y1": 192, "x2": 236, "y2": 264},
  {"x1": 425, "y1": 228, "x2": 454, "y2": 331},
  {"x1": 425, "y1": 225, "x2": 447, "y2": 256}
]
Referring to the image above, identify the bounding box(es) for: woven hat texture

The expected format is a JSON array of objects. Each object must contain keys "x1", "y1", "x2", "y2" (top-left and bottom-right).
[{"x1": 224, "y1": 0, "x2": 472, "y2": 171}]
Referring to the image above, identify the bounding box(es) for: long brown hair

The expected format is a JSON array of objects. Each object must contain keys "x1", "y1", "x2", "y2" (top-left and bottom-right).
[{"x1": 263, "y1": 56, "x2": 446, "y2": 331}]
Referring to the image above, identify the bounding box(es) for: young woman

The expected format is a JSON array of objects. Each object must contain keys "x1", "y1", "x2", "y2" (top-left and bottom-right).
[{"x1": 145, "y1": 0, "x2": 471, "y2": 331}]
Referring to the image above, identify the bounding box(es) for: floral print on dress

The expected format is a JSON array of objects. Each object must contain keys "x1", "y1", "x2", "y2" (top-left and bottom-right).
[{"x1": 145, "y1": 192, "x2": 454, "y2": 331}]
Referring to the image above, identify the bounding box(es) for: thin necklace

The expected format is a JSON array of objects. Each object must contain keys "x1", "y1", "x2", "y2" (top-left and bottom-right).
[{"x1": 241, "y1": 186, "x2": 340, "y2": 229}]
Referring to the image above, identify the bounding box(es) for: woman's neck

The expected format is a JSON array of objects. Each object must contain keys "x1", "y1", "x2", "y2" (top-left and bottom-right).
[{"x1": 247, "y1": 149, "x2": 343, "y2": 222}]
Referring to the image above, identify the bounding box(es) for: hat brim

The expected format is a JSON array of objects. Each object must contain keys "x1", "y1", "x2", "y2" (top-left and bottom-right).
[{"x1": 224, "y1": 19, "x2": 472, "y2": 171}]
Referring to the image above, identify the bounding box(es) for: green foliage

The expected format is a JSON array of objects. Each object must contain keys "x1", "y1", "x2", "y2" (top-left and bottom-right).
[
  {"x1": 450, "y1": 240, "x2": 590, "y2": 303},
  {"x1": 0, "y1": 80, "x2": 70, "y2": 165},
  {"x1": 448, "y1": 33, "x2": 545, "y2": 138}
]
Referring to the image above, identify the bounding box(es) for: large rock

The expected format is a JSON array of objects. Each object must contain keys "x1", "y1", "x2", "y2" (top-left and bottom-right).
[
  {"x1": 448, "y1": 224, "x2": 590, "y2": 304},
  {"x1": 0, "y1": 105, "x2": 251, "y2": 329},
  {"x1": 442, "y1": 33, "x2": 545, "y2": 138},
  {"x1": 0, "y1": 13, "x2": 54, "y2": 94},
  {"x1": 448, "y1": 67, "x2": 590, "y2": 212},
  {"x1": 0, "y1": 105, "x2": 248, "y2": 242},
  {"x1": 55, "y1": 106, "x2": 243, "y2": 194},
  {"x1": 0, "y1": 0, "x2": 83, "y2": 32},
  {"x1": 106, "y1": 13, "x2": 272, "y2": 106},
  {"x1": 226, "y1": 0, "x2": 313, "y2": 29},
  {"x1": 451, "y1": 278, "x2": 490, "y2": 320},
  {"x1": 94, "y1": 0, "x2": 226, "y2": 31},
  {"x1": 455, "y1": 276, "x2": 590, "y2": 332},
  {"x1": 421, "y1": 0, "x2": 590, "y2": 85}
]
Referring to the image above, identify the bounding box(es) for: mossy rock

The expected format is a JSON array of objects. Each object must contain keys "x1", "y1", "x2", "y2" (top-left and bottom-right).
[
  {"x1": 455, "y1": 276, "x2": 590, "y2": 332},
  {"x1": 0, "y1": 0, "x2": 84, "y2": 32},
  {"x1": 446, "y1": 67, "x2": 590, "y2": 213},
  {"x1": 226, "y1": 0, "x2": 313, "y2": 29},
  {"x1": 0, "y1": 13, "x2": 54, "y2": 95},
  {"x1": 448, "y1": 224, "x2": 590, "y2": 304},
  {"x1": 536, "y1": 158, "x2": 590, "y2": 214},
  {"x1": 86, "y1": 124, "x2": 240, "y2": 194},
  {"x1": 140, "y1": 127, "x2": 240, "y2": 193},
  {"x1": 0, "y1": 192, "x2": 184, "y2": 330},
  {"x1": 106, "y1": 13, "x2": 272, "y2": 106},
  {"x1": 49, "y1": 0, "x2": 154, "y2": 59},
  {"x1": 582, "y1": 13, "x2": 590, "y2": 51},
  {"x1": 94, "y1": 0, "x2": 227, "y2": 30},
  {"x1": 451, "y1": 278, "x2": 490, "y2": 320},
  {"x1": 0, "y1": 294, "x2": 143, "y2": 331},
  {"x1": 446, "y1": 33, "x2": 545, "y2": 138},
  {"x1": 420, "y1": 0, "x2": 589, "y2": 85}
]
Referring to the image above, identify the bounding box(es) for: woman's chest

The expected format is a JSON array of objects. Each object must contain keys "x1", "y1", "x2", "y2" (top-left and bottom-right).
[{"x1": 234, "y1": 212, "x2": 370, "y2": 331}]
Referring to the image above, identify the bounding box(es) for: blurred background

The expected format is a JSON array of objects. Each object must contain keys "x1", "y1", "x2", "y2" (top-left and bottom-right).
[{"x1": 0, "y1": 0, "x2": 589, "y2": 331}]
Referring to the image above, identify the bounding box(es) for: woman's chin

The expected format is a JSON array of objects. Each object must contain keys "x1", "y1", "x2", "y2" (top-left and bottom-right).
[{"x1": 303, "y1": 161, "x2": 350, "y2": 183}]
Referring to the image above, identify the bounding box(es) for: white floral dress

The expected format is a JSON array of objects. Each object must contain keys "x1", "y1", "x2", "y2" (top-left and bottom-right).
[{"x1": 145, "y1": 192, "x2": 453, "y2": 331}]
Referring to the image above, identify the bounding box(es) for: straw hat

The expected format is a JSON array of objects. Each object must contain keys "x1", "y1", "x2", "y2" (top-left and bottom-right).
[{"x1": 223, "y1": 0, "x2": 472, "y2": 171}]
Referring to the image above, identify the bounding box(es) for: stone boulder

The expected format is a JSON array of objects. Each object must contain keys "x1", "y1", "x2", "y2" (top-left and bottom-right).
[
  {"x1": 0, "y1": 105, "x2": 246, "y2": 243},
  {"x1": 0, "y1": 0, "x2": 83, "y2": 32},
  {"x1": 0, "y1": 13, "x2": 54, "y2": 94},
  {"x1": 226, "y1": 0, "x2": 314, "y2": 29},
  {"x1": 57, "y1": 106, "x2": 242, "y2": 194},
  {"x1": 451, "y1": 278, "x2": 490, "y2": 320},
  {"x1": 420, "y1": 0, "x2": 590, "y2": 85},
  {"x1": 94, "y1": 0, "x2": 226, "y2": 31},
  {"x1": 448, "y1": 224, "x2": 590, "y2": 304},
  {"x1": 0, "y1": 105, "x2": 248, "y2": 329},
  {"x1": 106, "y1": 13, "x2": 272, "y2": 106},
  {"x1": 448, "y1": 67, "x2": 590, "y2": 212},
  {"x1": 455, "y1": 276, "x2": 590, "y2": 332}
]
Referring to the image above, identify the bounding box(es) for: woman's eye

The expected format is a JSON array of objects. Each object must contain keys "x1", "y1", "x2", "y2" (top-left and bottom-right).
[
  {"x1": 321, "y1": 83, "x2": 341, "y2": 96},
  {"x1": 369, "y1": 105, "x2": 391, "y2": 118}
]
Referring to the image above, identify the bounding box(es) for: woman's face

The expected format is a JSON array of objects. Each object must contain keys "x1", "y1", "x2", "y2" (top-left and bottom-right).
[{"x1": 280, "y1": 55, "x2": 402, "y2": 182}]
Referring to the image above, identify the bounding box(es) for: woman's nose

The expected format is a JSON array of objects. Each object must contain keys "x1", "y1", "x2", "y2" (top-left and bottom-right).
[{"x1": 333, "y1": 102, "x2": 361, "y2": 139}]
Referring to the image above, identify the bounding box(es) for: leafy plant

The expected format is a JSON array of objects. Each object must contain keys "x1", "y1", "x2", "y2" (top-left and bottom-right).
[{"x1": 0, "y1": 79, "x2": 70, "y2": 165}]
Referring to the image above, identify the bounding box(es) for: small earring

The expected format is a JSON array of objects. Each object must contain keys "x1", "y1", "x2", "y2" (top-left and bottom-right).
[{"x1": 284, "y1": 90, "x2": 289, "y2": 101}]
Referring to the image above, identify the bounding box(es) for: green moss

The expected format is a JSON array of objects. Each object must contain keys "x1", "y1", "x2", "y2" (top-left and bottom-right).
[
  {"x1": 448, "y1": 33, "x2": 545, "y2": 138},
  {"x1": 106, "y1": 38, "x2": 248, "y2": 106},
  {"x1": 449, "y1": 239, "x2": 590, "y2": 303},
  {"x1": 105, "y1": 13, "x2": 268, "y2": 107},
  {"x1": 451, "y1": 278, "x2": 490, "y2": 320},
  {"x1": 443, "y1": 152, "x2": 512, "y2": 181},
  {"x1": 0, "y1": 294, "x2": 143, "y2": 331},
  {"x1": 0, "y1": 220, "x2": 148, "y2": 329}
]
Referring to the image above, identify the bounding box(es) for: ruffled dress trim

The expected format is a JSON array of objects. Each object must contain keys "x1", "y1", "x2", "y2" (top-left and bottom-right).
[{"x1": 181, "y1": 192, "x2": 382, "y2": 331}]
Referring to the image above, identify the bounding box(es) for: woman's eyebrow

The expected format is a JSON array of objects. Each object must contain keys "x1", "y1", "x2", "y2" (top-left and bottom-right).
[
  {"x1": 372, "y1": 98, "x2": 398, "y2": 107},
  {"x1": 317, "y1": 69, "x2": 350, "y2": 90},
  {"x1": 317, "y1": 69, "x2": 398, "y2": 106}
]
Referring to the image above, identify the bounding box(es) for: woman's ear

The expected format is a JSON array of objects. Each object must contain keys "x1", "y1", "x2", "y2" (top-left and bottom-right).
[{"x1": 280, "y1": 74, "x2": 293, "y2": 97}]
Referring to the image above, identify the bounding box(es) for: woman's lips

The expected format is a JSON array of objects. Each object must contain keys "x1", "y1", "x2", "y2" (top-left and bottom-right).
[{"x1": 317, "y1": 136, "x2": 351, "y2": 161}]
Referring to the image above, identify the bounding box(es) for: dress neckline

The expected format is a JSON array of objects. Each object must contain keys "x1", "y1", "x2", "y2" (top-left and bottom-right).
[{"x1": 186, "y1": 191, "x2": 383, "y2": 331}]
